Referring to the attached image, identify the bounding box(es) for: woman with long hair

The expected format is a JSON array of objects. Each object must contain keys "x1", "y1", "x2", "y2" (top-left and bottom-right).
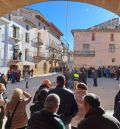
[{"x1": 5, "y1": 88, "x2": 31, "y2": 129}]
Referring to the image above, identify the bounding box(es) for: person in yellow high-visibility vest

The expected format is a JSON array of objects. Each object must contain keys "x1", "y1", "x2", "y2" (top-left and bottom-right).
[{"x1": 73, "y1": 73, "x2": 79, "y2": 89}]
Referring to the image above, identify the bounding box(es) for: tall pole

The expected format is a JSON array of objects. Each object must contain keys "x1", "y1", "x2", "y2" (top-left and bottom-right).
[{"x1": 66, "y1": 0, "x2": 68, "y2": 43}]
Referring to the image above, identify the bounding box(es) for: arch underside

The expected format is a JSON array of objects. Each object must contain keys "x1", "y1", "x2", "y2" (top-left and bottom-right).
[{"x1": 0, "y1": 0, "x2": 120, "y2": 16}]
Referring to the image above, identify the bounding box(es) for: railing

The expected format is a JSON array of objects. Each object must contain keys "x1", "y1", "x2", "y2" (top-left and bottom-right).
[
  {"x1": 34, "y1": 37, "x2": 43, "y2": 46},
  {"x1": 9, "y1": 32, "x2": 23, "y2": 42},
  {"x1": 74, "y1": 50, "x2": 95, "y2": 57},
  {"x1": 34, "y1": 53, "x2": 50, "y2": 63}
]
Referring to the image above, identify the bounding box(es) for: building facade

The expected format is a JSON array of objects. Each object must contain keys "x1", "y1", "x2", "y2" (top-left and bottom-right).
[
  {"x1": 0, "y1": 8, "x2": 68, "y2": 75},
  {"x1": 72, "y1": 21, "x2": 120, "y2": 69}
]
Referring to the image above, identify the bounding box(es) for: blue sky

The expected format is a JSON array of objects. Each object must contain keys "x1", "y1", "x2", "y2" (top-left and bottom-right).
[{"x1": 26, "y1": 1, "x2": 118, "y2": 50}]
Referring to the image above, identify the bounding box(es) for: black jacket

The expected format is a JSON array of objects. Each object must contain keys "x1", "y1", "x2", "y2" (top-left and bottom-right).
[
  {"x1": 114, "y1": 101, "x2": 120, "y2": 122},
  {"x1": 33, "y1": 85, "x2": 49, "y2": 103},
  {"x1": 114, "y1": 91, "x2": 120, "y2": 111},
  {"x1": 27, "y1": 110, "x2": 65, "y2": 129},
  {"x1": 78, "y1": 107, "x2": 120, "y2": 129},
  {"x1": 48, "y1": 86, "x2": 78, "y2": 125}
]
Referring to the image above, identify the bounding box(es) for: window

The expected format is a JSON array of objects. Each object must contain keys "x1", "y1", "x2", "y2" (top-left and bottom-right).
[
  {"x1": 38, "y1": 32, "x2": 41, "y2": 42},
  {"x1": 109, "y1": 44, "x2": 115, "y2": 53},
  {"x1": 44, "y1": 26, "x2": 46, "y2": 30},
  {"x1": 26, "y1": 25, "x2": 29, "y2": 30},
  {"x1": 83, "y1": 44, "x2": 90, "y2": 51},
  {"x1": 112, "y1": 58, "x2": 116, "y2": 63},
  {"x1": 110, "y1": 33, "x2": 114, "y2": 41},
  {"x1": 25, "y1": 33, "x2": 29, "y2": 43},
  {"x1": 13, "y1": 25, "x2": 19, "y2": 38},
  {"x1": 92, "y1": 32, "x2": 95, "y2": 41},
  {"x1": 38, "y1": 22, "x2": 41, "y2": 27}
]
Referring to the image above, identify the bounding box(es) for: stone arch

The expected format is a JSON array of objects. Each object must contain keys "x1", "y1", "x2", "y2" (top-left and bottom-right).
[
  {"x1": 37, "y1": 60, "x2": 49, "y2": 74},
  {"x1": 0, "y1": 0, "x2": 120, "y2": 16}
]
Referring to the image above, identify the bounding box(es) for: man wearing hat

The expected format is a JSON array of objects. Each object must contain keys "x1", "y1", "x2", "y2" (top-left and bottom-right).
[{"x1": 78, "y1": 93, "x2": 120, "y2": 129}]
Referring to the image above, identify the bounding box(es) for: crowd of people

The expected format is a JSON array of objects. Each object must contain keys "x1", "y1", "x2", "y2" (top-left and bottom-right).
[
  {"x1": 64, "y1": 66, "x2": 120, "y2": 89},
  {"x1": 0, "y1": 75, "x2": 120, "y2": 129},
  {"x1": 0, "y1": 68, "x2": 34, "y2": 86}
]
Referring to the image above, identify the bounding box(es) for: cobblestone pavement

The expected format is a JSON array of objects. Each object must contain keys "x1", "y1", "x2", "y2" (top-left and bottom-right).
[{"x1": 3, "y1": 75, "x2": 120, "y2": 128}]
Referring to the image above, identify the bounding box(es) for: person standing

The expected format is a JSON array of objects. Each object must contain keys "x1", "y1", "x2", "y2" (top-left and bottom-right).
[
  {"x1": 30, "y1": 69, "x2": 34, "y2": 77},
  {"x1": 5, "y1": 88, "x2": 31, "y2": 129},
  {"x1": 92, "y1": 68, "x2": 98, "y2": 87},
  {"x1": 0, "y1": 83, "x2": 6, "y2": 129},
  {"x1": 27, "y1": 94, "x2": 65, "y2": 129},
  {"x1": 78, "y1": 93, "x2": 120, "y2": 129},
  {"x1": 18, "y1": 51, "x2": 22, "y2": 61},
  {"x1": 33, "y1": 79, "x2": 52, "y2": 103},
  {"x1": 114, "y1": 85, "x2": 120, "y2": 112},
  {"x1": 48, "y1": 75, "x2": 78, "y2": 129},
  {"x1": 116, "y1": 67, "x2": 120, "y2": 81},
  {"x1": 24, "y1": 69, "x2": 30, "y2": 88},
  {"x1": 30, "y1": 88, "x2": 48, "y2": 116},
  {"x1": 0, "y1": 74, "x2": 7, "y2": 88},
  {"x1": 71, "y1": 83, "x2": 88, "y2": 129}
]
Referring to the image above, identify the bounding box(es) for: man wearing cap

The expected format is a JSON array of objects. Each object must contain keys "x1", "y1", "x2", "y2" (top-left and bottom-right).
[{"x1": 78, "y1": 93, "x2": 120, "y2": 129}]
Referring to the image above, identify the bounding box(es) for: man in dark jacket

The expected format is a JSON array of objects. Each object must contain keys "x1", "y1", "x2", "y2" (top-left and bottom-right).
[
  {"x1": 78, "y1": 93, "x2": 120, "y2": 129},
  {"x1": 27, "y1": 94, "x2": 65, "y2": 129},
  {"x1": 33, "y1": 79, "x2": 52, "y2": 103},
  {"x1": 114, "y1": 86, "x2": 120, "y2": 112},
  {"x1": 114, "y1": 101, "x2": 120, "y2": 122},
  {"x1": 48, "y1": 75, "x2": 78, "y2": 129}
]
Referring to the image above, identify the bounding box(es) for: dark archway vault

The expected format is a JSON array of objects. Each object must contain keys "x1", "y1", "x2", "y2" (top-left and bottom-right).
[{"x1": 0, "y1": 0, "x2": 120, "y2": 16}]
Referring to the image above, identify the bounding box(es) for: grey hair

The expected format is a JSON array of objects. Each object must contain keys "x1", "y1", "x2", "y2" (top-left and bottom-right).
[{"x1": 44, "y1": 94, "x2": 60, "y2": 109}]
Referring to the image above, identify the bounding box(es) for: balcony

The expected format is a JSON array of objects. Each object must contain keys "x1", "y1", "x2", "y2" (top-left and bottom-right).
[
  {"x1": 34, "y1": 56, "x2": 41, "y2": 63},
  {"x1": 74, "y1": 50, "x2": 95, "y2": 57},
  {"x1": 34, "y1": 38, "x2": 43, "y2": 46},
  {"x1": 34, "y1": 53, "x2": 49, "y2": 63},
  {"x1": 10, "y1": 33, "x2": 22, "y2": 42},
  {"x1": 9, "y1": 56, "x2": 21, "y2": 62}
]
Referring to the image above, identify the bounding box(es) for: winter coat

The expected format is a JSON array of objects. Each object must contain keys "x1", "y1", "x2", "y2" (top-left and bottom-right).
[
  {"x1": 78, "y1": 107, "x2": 120, "y2": 129},
  {"x1": 27, "y1": 110, "x2": 65, "y2": 129},
  {"x1": 114, "y1": 101, "x2": 120, "y2": 122},
  {"x1": 114, "y1": 91, "x2": 120, "y2": 111},
  {"x1": 48, "y1": 86, "x2": 78, "y2": 125}
]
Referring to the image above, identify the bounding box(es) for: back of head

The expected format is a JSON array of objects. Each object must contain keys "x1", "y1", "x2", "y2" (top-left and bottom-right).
[
  {"x1": 76, "y1": 83, "x2": 88, "y2": 91},
  {"x1": 0, "y1": 83, "x2": 5, "y2": 93},
  {"x1": 12, "y1": 88, "x2": 23, "y2": 100},
  {"x1": 37, "y1": 88, "x2": 48, "y2": 102},
  {"x1": 44, "y1": 94, "x2": 60, "y2": 110},
  {"x1": 84, "y1": 93, "x2": 100, "y2": 108},
  {"x1": 42, "y1": 80, "x2": 52, "y2": 88},
  {"x1": 56, "y1": 75, "x2": 65, "y2": 87}
]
